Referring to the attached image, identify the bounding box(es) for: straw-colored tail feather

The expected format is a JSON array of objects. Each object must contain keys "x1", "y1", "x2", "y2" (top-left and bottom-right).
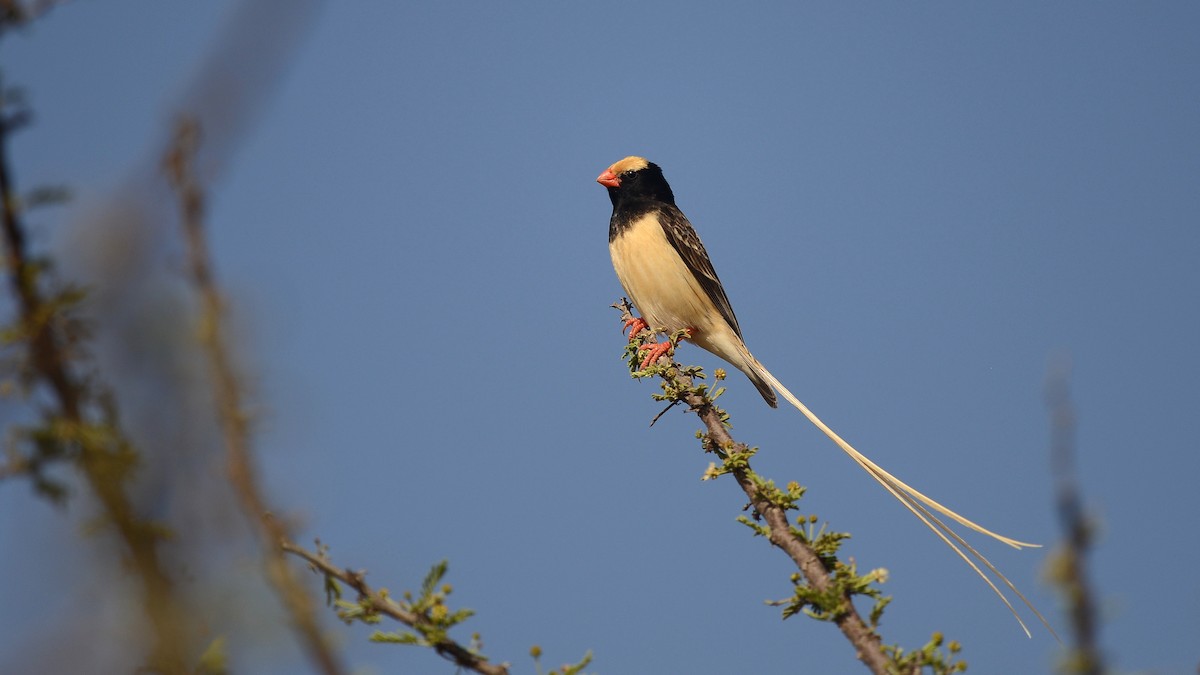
[{"x1": 754, "y1": 362, "x2": 1057, "y2": 639}]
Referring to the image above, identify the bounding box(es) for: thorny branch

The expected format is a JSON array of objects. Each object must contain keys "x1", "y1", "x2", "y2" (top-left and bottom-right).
[
  {"x1": 614, "y1": 299, "x2": 897, "y2": 675},
  {"x1": 163, "y1": 118, "x2": 347, "y2": 675}
]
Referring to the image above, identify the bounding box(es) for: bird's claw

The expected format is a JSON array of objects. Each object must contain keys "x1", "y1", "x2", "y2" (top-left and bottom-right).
[
  {"x1": 623, "y1": 316, "x2": 649, "y2": 342},
  {"x1": 638, "y1": 340, "x2": 673, "y2": 369}
]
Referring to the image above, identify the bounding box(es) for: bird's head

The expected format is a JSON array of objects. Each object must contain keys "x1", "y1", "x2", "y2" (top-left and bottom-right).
[{"x1": 596, "y1": 156, "x2": 675, "y2": 207}]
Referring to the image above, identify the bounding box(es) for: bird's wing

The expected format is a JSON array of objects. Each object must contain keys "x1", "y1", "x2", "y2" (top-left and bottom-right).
[{"x1": 656, "y1": 207, "x2": 744, "y2": 339}]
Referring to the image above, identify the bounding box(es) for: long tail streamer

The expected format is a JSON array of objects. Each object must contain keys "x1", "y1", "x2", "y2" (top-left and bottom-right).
[{"x1": 756, "y1": 366, "x2": 1057, "y2": 639}]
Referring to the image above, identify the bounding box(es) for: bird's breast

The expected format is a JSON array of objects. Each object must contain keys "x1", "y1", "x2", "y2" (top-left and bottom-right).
[{"x1": 609, "y1": 212, "x2": 720, "y2": 334}]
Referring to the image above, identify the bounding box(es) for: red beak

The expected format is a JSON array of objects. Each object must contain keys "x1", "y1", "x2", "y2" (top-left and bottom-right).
[{"x1": 596, "y1": 169, "x2": 620, "y2": 188}]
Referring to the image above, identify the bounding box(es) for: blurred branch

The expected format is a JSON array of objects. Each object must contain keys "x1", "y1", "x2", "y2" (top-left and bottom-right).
[
  {"x1": 0, "y1": 0, "x2": 63, "y2": 33},
  {"x1": 1, "y1": 78, "x2": 190, "y2": 673},
  {"x1": 1045, "y1": 362, "x2": 1104, "y2": 675},
  {"x1": 281, "y1": 538, "x2": 514, "y2": 675},
  {"x1": 0, "y1": 455, "x2": 28, "y2": 479},
  {"x1": 614, "y1": 299, "x2": 966, "y2": 675},
  {"x1": 163, "y1": 117, "x2": 347, "y2": 675},
  {"x1": 64, "y1": 0, "x2": 323, "y2": 335},
  {"x1": 170, "y1": 0, "x2": 323, "y2": 185}
]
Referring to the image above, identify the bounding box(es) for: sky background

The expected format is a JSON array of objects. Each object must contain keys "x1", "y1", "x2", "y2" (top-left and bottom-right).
[{"x1": 2, "y1": 2, "x2": 1199, "y2": 674}]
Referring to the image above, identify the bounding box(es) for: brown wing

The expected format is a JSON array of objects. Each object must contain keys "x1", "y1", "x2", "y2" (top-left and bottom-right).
[{"x1": 656, "y1": 206, "x2": 744, "y2": 339}]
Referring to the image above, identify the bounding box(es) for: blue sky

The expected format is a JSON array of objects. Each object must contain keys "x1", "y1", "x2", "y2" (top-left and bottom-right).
[{"x1": 2, "y1": 2, "x2": 1198, "y2": 673}]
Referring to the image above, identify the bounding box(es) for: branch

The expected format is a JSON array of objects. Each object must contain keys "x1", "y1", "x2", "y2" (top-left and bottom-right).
[
  {"x1": 281, "y1": 539, "x2": 512, "y2": 675},
  {"x1": 613, "y1": 299, "x2": 964, "y2": 675},
  {"x1": 0, "y1": 75, "x2": 193, "y2": 674},
  {"x1": 163, "y1": 117, "x2": 347, "y2": 675},
  {"x1": 1045, "y1": 362, "x2": 1104, "y2": 675}
]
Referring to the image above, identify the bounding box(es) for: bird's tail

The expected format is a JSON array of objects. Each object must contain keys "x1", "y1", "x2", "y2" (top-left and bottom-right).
[
  {"x1": 749, "y1": 356, "x2": 1055, "y2": 638},
  {"x1": 744, "y1": 366, "x2": 778, "y2": 408}
]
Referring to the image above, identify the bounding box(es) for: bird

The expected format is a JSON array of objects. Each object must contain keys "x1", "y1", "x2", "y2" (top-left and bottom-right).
[{"x1": 597, "y1": 155, "x2": 1052, "y2": 637}]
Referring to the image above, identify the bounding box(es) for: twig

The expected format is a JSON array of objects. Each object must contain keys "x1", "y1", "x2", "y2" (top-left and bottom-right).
[
  {"x1": 613, "y1": 300, "x2": 895, "y2": 674},
  {"x1": 281, "y1": 539, "x2": 511, "y2": 675},
  {"x1": 648, "y1": 399, "x2": 682, "y2": 426},
  {"x1": 163, "y1": 117, "x2": 346, "y2": 675}
]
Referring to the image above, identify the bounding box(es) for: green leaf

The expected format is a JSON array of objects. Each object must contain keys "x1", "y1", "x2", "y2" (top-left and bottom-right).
[
  {"x1": 369, "y1": 630, "x2": 423, "y2": 645},
  {"x1": 421, "y1": 560, "x2": 449, "y2": 599}
]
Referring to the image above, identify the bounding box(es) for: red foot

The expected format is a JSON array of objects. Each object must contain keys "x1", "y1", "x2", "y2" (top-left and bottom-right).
[
  {"x1": 623, "y1": 316, "x2": 649, "y2": 342},
  {"x1": 638, "y1": 340, "x2": 673, "y2": 369}
]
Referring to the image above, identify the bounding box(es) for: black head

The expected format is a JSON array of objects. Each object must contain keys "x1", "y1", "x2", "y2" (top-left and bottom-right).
[{"x1": 596, "y1": 156, "x2": 676, "y2": 209}]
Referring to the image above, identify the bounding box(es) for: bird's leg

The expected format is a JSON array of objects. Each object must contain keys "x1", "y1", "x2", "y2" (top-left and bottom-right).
[
  {"x1": 623, "y1": 316, "x2": 649, "y2": 342},
  {"x1": 637, "y1": 327, "x2": 693, "y2": 369}
]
